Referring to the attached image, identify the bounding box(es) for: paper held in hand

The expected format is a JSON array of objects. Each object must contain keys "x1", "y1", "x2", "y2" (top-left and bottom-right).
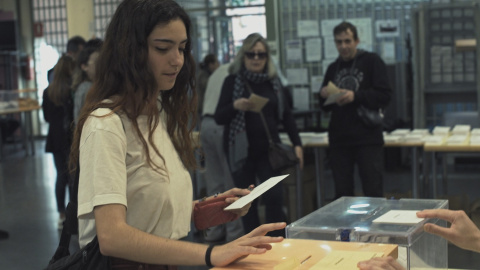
[
  {"x1": 248, "y1": 93, "x2": 269, "y2": 112},
  {"x1": 224, "y1": 175, "x2": 289, "y2": 211},
  {"x1": 323, "y1": 81, "x2": 346, "y2": 105}
]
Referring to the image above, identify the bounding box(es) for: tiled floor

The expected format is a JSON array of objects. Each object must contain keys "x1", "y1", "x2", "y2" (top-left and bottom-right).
[{"x1": 1, "y1": 139, "x2": 480, "y2": 269}]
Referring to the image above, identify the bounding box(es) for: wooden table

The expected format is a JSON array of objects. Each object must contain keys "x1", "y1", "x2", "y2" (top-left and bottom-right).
[
  {"x1": 306, "y1": 140, "x2": 425, "y2": 207},
  {"x1": 0, "y1": 105, "x2": 40, "y2": 159},
  {"x1": 213, "y1": 238, "x2": 398, "y2": 269},
  {"x1": 423, "y1": 143, "x2": 480, "y2": 198}
]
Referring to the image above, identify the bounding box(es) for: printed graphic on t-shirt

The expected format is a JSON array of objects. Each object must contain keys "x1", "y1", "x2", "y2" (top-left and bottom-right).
[{"x1": 334, "y1": 67, "x2": 363, "y2": 92}]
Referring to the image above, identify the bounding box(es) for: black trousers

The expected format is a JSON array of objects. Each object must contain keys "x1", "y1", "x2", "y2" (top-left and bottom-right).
[
  {"x1": 329, "y1": 144, "x2": 384, "y2": 199},
  {"x1": 232, "y1": 151, "x2": 286, "y2": 237},
  {"x1": 52, "y1": 150, "x2": 71, "y2": 213}
]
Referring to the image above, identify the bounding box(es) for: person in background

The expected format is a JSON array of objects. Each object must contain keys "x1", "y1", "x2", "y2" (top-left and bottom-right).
[
  {"x1": 214, "y1": 33, "x2": 303, "y2": 237},
  {"x1": 42, "y1": 55, "x2": 76, "y2": 229},
  {"x1": 319, "y1": 21, "x2": 391, "y2": 199},
  {"x1": 72, "y1": 39, "x2": 103, "y2": 124},
  {"x1": 200, "y1": 63, "x2": 245, "y2": 243},
  {"x1": 70, "y1": 0, "x2": 286, "y2": 268},
  {"x1": 196, "y1": 53, "x2": 219, "y2": 115},
  {"x1": 48, "y1": 36, "x2": 86, "y2": 83},
  {"x1": 358, "y1": 209, "x2": 480, "y2": 270}
]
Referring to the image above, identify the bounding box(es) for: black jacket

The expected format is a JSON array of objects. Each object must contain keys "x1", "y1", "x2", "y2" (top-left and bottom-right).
[
  {"x1": 320, "y1": 50, "x2": 392, "y2": 147},
  {"x1": 42, "y1": 89, "x2": 73, "y2": 153},
  {"x1": 215, "y1": 74, "x2": 302, "y2": 155}
]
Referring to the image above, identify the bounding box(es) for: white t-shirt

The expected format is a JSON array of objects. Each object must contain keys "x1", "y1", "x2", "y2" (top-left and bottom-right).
[{"x1": 77, "y1": 108, "x2": 193, "y2": 248}]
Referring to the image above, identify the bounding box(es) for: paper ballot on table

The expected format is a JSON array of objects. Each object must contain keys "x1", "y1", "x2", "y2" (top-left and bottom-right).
[
  {"x1": 323, "y1": 81, "x2": 346, "y2": 105},
  {"x1": 224, "y1": 175, "x2": 289, "y2": 211},
  {"x1": 372, "y1": 210, "x2": 424, "y2": 225},
  {"x1": 248, "y1": 93, "x2": 269, "y2": 112}
]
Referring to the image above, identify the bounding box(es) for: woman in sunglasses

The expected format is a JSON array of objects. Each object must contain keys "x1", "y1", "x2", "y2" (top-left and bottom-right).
[{"x1": 215, "y1": 33, "x2": 304, "y2": 237}]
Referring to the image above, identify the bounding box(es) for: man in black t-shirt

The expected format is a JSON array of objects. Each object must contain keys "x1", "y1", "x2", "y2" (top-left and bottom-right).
[{"x1": 319, "y1": 21, "x2": 392, "y2": 199}]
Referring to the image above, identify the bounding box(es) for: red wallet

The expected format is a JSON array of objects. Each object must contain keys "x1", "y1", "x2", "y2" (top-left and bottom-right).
[{"x1": 193, "y1": 195, "x2": 239, "y2": 230}]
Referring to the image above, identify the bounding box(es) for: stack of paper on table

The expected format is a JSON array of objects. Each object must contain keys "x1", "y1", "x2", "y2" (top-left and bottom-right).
[
  {"x1": 212, "y1": 239, "x2": 398, "y2": 270},
  {"x1": 446, "y1": 134, "x2": 469, "y2": 145},
  {"x1": 433, "y1": 126, "x2": 451, "y2": 136},
  {"x1": 390, "y1": 129, "x2": 410, "y2": 136},
  {"x1": 279, "y1": 133, "x2": 290, "y2": 144},
  {"x1": 384, "y1": 134, "x2": 403, "y2": 143},
  {"x1": 452, "y1": 124, "x2": 471, "y2": 135},
  {"x1": 422, "y1": 134, "x2": 447, "y2": 145},
  {"x1": 403, "y1": 133, "x2": 425, "y2": 143},
  {"x1": 470, "y1": 135, "x2": 480, "y2": 145},
  {"x1": 471, "y1": 128, "x2": 480, "y2": 136},
  {"x1": 308, "y1": 132, "x2": 329, "y2": 144},
  {"x1": 411, "y1": 129, "x2": 430, "y2": 136}
]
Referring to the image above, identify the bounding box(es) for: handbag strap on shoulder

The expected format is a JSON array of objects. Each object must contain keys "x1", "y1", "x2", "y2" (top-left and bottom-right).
[{"x1": 241, "y1": 76, "x2": 275, "y2": 145}]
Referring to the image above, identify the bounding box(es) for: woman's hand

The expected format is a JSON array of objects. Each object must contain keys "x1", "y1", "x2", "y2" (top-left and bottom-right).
[
  {"x1": 294, "y1": 146, "x2": 304, "y2": 169},
  {"x1": 221, "y1": 185, "x2": 254, "y2": 217},
  {"x1": 233, "y1": 98, "x2": 254, "y2": 111},
  {"x1": 417, "y1": 209, "x2": 480, "y2": 253},
  {"x1": 209, "y1": 222, "x2": 286, "y2": 267},
  {"x1": 357, "y1": 256, "x2": 405, "y2": 270}
]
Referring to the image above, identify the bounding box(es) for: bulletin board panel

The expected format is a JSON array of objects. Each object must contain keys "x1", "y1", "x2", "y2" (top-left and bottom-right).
[{"x1": 277, "y1": 0, "x2": 430, "y2": 129}]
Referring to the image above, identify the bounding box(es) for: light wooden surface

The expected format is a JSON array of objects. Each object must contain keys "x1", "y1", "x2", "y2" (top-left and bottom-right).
[
  {"x1": 212, "y1": 239, "x2": 398, "y2": 270},
  {"x1": 424, "y1": 143, "x2": 480, "y2": 152},
  {"x1": 0, "y1": 105, "x2": 41, "y2": 115}
]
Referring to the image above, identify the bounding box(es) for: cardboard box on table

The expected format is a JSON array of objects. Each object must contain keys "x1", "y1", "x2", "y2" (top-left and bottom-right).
[
  {"x1": 286, "y1": 197, "x2": 448, "y2": 270},
  {"x1": 213, "y1": 238, "x2": 398, "y2": 269}
]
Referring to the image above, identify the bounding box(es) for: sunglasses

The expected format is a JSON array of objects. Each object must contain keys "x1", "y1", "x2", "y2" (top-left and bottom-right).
[{"x1": 245, "y1": 52, "x2": 268, "y2": 60}]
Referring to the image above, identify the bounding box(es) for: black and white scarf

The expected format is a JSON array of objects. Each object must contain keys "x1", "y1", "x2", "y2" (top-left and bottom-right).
[{"x1": 228, "y1": 68, "x2": 284, "y2": 172}]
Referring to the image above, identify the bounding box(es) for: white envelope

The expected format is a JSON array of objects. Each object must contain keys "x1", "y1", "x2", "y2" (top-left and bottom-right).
[{"x1": 224, "y1": 175, "x2": 289, "y2": 211}]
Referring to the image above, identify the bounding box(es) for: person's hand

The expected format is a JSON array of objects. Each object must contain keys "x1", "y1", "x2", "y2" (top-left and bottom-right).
[
  {"x1": 221, "y1": 185, "x2": 254, "y2": 217},
  {"x1": 336, "y1": 89, "x2": 354, "y2": 106},
  {"x1": 357, "y1": 256, "x2": 405, "y2": 270},
  {"x1": 417, "y1": 209, "x2": 480, "y2": 253},
  {"x1": 233, "y1": 98, "x2": 253, "y2": 111},
  {"x1": 294, "y1": 145, "x2": 304, "y2": 169},
  {"x1": 209, "y1": 222, "x2": 286, "y2": 267},
  {"x1": 320, "y1": 86, "x2": 329, "y2": 98}
]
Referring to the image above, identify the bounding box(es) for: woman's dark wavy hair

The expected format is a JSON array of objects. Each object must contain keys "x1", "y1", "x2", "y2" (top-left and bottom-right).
[{"x1": 70, "y1": 0, "x2": 197, "y2": 173}]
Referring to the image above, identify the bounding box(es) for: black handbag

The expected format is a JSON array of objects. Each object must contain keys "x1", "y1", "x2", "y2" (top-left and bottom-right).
[
  {"x1": 242, "y1": 78, "x2": 299, "y2": 171},
  {"x1": 44, "y1": 167, "x2": 110, "y2": 270},
  {"x1": 356, "y1": 105, "x2": 384, "y2": 128},
  {"x1": 268, "y1": 142, "x2": 299, "y2": 171}
]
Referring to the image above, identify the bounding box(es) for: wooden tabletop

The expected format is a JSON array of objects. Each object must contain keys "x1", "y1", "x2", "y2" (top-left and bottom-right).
[
  {"x1": 0, "y1": 105, "x2": 41, "y2": 115},
  {"x1": 212, "y1": 239, "x2": 398, "y2": 270}
]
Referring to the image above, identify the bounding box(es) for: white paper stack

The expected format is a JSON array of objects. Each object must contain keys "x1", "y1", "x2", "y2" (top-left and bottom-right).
[
  {"x1": 279, "y1": 133, "x2": 290, "y2": 144},
  {"x1": 308, "y1": 132, "x2": 329, "y2": 144},
  {"x1": 452, "y1": 125, "x2": 471, "y2": 135},
  {"x1": 423, "y1": 135, "x2": 446, "y2": 145},
  {"x1": 471, "y1": 128, "x2": 480, "y2": 136},
  {"x1": 390, "y1": 129, "x2": 411, "y2": 136},
  {"x1": 411, "y1": 129, "x2": 430, "y2": 136},
  {"x1": 403, "y1": 133, "x2": 424, "y2": 143},
  {"x1": 470, "y1": 135, "x2": 480, "y2": 146},
  {"x1": 384, "y1": 134, "x2": 403, "y2": 143},
  {"x1": 446, "y1": 134, "x2": 468, "y2": 145},
  {"x1": 433, "y1": 126, "x2": 451, "y2": 136}
]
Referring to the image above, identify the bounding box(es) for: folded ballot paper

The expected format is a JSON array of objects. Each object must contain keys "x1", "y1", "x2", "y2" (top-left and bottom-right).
[
  {"x1": 323, "y1": 81, "x2": 346, "y2": 105},
  {"x1": 224, "y1": 175, "x2": 289, "y2": 211}
]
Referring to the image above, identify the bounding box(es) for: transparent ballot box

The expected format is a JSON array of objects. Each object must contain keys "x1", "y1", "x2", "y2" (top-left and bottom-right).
[{"x1": 286, "y1": 197, "x2": 448, "y2": 269}]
